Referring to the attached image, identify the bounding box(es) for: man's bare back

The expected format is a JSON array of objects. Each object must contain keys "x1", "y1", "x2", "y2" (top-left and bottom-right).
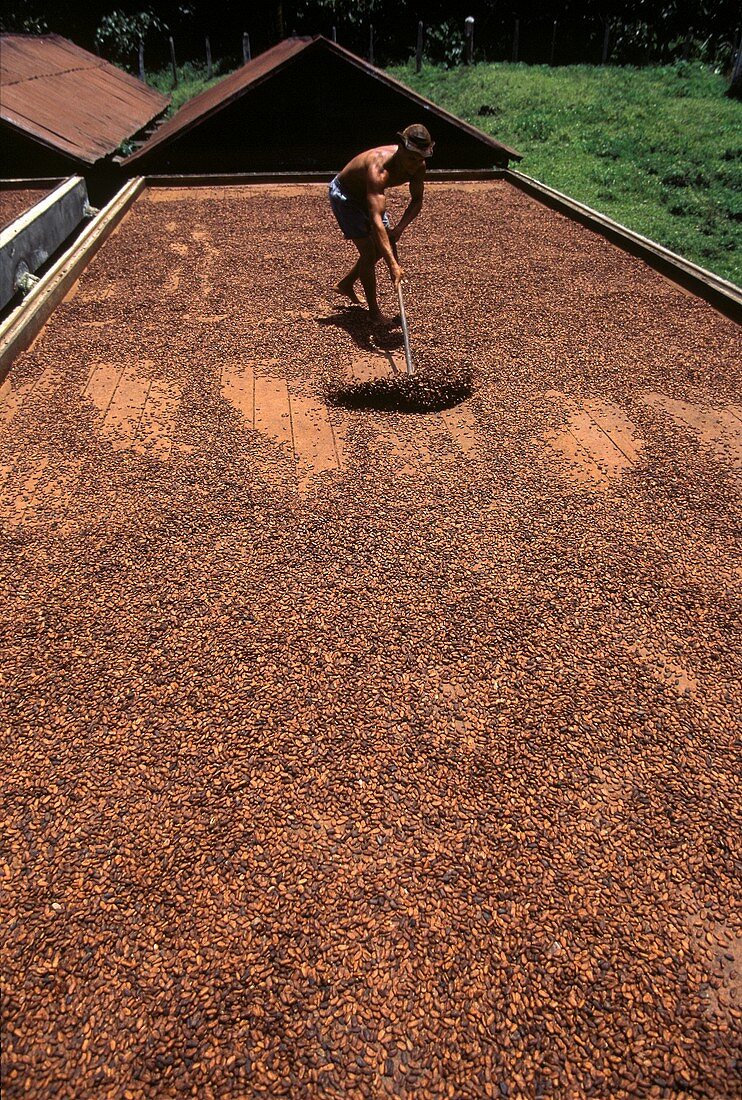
[{"x1": 336, "y1": 145, "x2": 423, "y2": 205}]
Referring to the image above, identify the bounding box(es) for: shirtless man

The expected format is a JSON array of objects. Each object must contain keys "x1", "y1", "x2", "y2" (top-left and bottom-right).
[{"x1": 328, "y1": 124, "x2": 434, "y2": 323}]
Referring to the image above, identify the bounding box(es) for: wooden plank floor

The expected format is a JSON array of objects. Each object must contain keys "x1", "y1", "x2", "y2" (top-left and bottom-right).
[{"x1": 2, "y1": 348, "x2": 741, "y2": 505}]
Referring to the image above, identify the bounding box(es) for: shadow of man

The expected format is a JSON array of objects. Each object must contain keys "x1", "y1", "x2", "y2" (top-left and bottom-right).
[{"x1": 315, "y1": 305, "x2": 403, "y2": 355}]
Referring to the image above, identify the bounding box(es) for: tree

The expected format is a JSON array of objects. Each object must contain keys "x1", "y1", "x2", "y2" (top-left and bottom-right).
[
  {"x1": 728, "y1": 30, "x2": 742, "y2": 98},
  {"x1": 94, "y1": 9, "x2": 167, "y2": 68}
]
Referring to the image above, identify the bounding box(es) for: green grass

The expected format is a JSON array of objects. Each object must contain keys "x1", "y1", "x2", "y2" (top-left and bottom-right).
[
  {"x1": 115, "y1": 62, "x2": 227, "y2": 155},
  {"x1": 146, "y1": 60, "x2": 229, "y2": 114},
  {"x1": 387, "y1": 60, "x2": 742, "y2": 285}
]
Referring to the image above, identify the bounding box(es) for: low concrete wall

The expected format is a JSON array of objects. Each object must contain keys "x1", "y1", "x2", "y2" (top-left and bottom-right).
[
  {"x1": 0, "y1": 177, "x2": 143, "y2": 378},
  {"x1": 0, "y1": 176, "x2": 89, "y2": 310}
]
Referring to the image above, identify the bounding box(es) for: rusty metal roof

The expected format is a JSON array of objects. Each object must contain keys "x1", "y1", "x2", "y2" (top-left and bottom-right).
[
  {"x1": 0, "y1": 34, "x2": 170, "y2": 165},
  {"x1": 124, "y1": 36, "x2": 521, "y2": 166}
]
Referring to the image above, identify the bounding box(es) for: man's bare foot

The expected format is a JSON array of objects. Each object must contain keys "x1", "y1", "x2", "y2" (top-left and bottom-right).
[{"x1": 335, "y1": 277, "x2": 361, "y2": 305}]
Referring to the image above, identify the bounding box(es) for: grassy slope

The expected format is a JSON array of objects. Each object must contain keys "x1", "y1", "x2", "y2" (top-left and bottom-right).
[
  {"x1": 146, "y1": 61, "x2": 228, "y2": 114},
  {"x1": 387, "y1": 61, "x2": 742, "y2": 285}
]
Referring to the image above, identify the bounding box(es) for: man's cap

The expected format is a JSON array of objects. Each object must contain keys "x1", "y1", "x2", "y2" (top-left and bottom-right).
[{"x1": 397, "y1": 124, "x2": 435, "y2": 158}]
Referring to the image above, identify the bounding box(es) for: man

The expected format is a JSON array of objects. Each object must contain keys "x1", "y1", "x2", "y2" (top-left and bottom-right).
[{"x1": 328, "y1": 124, "x2": 434, "y2": 324}]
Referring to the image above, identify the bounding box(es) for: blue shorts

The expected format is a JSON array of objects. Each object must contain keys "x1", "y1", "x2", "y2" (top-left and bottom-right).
[{"x1": 329, "y1": 176, "x2": 390, "y2": 240}]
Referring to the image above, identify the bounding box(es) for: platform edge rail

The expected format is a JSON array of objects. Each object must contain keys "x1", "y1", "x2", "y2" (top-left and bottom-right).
[
  {"x1": 504, "y1": 169, "x2": 742, "y2": 324},
  {"x1": 0, "y1": 178, "x2": 65, "y2": 190},
  {"x1": 0, "y1": 177, "x2": 145, "y2": 380},
  {"x1": 143, "y1": 168, "x2": 508, "y2": 186}
]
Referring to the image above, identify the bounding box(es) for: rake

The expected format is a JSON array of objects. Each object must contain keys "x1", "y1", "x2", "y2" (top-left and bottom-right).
[{"x1": 396, "y1": 281, "x2": 415, "y2": 375}]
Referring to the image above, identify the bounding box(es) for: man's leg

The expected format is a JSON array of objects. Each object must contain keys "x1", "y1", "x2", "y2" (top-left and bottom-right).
[
  {"x1": 336, "y1": 244, "x2": 382, "y2": 304},
  {"x1": 352, "y1": 236, "x2": 390, "y2": 323},
  {"x1": 335, "y1": 259, "x2": 362, "y2": 304}
]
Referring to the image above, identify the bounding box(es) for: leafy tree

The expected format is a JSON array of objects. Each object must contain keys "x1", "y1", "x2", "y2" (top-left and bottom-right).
[
  {"x1": 2, "y1": 1, "x2": 740, "y2": 67},
  {"x1": 94, "y1": 9, "x2": 167, "y2": 68},
  {"x1": 0, "y1": 1, "x2": 48, "y2": 32}
]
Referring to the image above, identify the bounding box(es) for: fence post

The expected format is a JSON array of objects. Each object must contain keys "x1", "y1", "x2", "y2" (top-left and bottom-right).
[
  {"x1": 138, "y1": 39, "x2": 145, "y2": 81},
  {"x1": 369, "y1": 24, "x2": 374, "y2": 65},
  {"x1": 332, "y1": 26, "x2": 337, "y2": 43},
  {"x1": 205, "y1": 36, "x2": 212, "y2": 79},
  {"x1": 512, "y1": 19, "x2": 519, "y2": 63},
  {"x1": 728, "y1": 29, "x2": 742, "y2": 98},
  {"x1": 242, "y1": 32, "x2": 251, "y2": 64},
  {"x1": 549, "y1": 20, "x2": 557, "y2": 65},
  {"x1": 601, "y1": 22, "x2": 610, "y2": 64},
  {"x1": 464, "y1": 17, "x2": 474, "y2": 64},
  {"x1": 169, "y1": 36, "x2": 178, "y2": 87},
  {"x1": 415, "y1": 21, "x2": 423, "y2": 72}
]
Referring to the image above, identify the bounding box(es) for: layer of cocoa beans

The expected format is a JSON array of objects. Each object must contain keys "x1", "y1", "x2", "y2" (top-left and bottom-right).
[
  {"x1": 1, "y1": 181, "x2": 740, "y2": 1099},
  {"x1": 0, "y1": 188, "x2": 49, "y2": 233}
]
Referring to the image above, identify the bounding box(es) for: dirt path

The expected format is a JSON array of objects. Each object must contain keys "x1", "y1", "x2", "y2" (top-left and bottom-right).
[{"x1": 1, "y1": 182, "x2": 740, "y2": 1099}]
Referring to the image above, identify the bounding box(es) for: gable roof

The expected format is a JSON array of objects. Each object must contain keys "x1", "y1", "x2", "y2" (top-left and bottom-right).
[
  {"x1": 125, "y1": 37, "x2": 312, "y2": 164},
  {"x1": 124, "y1": 36, "x2": 520, "y2": 168},
  {"x1": 0, "y1": 34, "x2": 170, "y2": 165}
]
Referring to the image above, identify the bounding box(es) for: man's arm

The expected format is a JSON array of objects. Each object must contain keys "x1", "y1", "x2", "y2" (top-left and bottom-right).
[
  {"x1": 391, "y1": 171, "x2": 425, "y2": 242},
  {"x1": 367, "y1": 186, "x2": 403, "y2": 287}
]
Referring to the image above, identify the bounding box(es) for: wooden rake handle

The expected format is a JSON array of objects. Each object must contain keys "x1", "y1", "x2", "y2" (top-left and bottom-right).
[
  {"x1": 396, "y1": 282, "x2": 415, "y2": 376},
  {"x1": 390, "y1": 236, "x2": 414, "y2": 375}
]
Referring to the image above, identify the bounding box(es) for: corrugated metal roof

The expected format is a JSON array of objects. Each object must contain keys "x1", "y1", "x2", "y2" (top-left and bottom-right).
[
  {"x1": 125, "y1": 36, "x2": 521, "y2": 165},
  {"x1": 0, "y1": 34, "x2": 170, "y2": 165}
]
